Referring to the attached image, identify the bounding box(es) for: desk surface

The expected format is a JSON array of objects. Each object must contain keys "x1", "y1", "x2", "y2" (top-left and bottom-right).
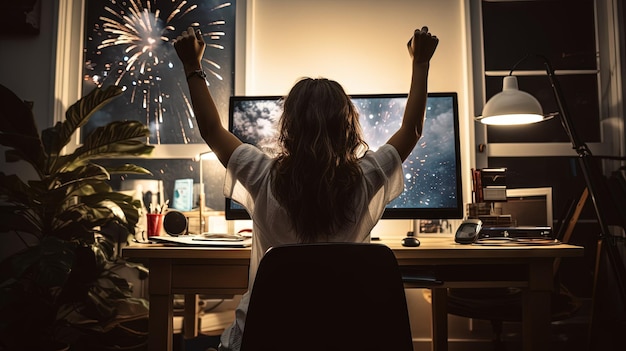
[
  {"x1": 123, "y1": 236, "x2": 583, "y2": 260},
  {"x1": 122, "y1": 237, "x2": 584, "y2": 351}
]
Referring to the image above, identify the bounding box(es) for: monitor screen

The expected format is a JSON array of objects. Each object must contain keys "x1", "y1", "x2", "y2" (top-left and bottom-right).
[{"x1": 226, "y1": 93, "x2": 463, "y2": 220}]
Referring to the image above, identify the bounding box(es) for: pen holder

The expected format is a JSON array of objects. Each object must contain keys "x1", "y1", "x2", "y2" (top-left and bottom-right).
[{"x1": 146, "y1": 213, "x2": 164, "y2": 237}]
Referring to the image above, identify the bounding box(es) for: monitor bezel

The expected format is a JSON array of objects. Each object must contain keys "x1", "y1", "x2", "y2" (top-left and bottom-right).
[{"x1": 225, "y1": 92, "x2": 463, "y2": 220}]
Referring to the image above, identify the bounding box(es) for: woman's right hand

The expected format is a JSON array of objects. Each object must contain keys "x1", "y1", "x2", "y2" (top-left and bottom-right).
[
  {"x1": 173, "y1": 27, "x2": 206, "y2": 71},
  {"x1": 407, "y1": 26, "x2": 439, "y2": 64}
]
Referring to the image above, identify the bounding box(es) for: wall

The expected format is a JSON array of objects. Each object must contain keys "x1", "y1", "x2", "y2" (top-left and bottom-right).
[
  {"x1": 245, "y1": 0, "x2": 474, "y2": 240},
  {"x1": 245, "y1": 0, "x2": 468, "y2": 95},
  {"x1": 0, "y1": 0, "x2": 58, "y2": 179}
]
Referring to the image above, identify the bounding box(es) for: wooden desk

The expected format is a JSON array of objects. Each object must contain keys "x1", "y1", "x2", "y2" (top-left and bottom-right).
[{"x1": 122, "y1": 237, "x2": 583, "y2": 351}]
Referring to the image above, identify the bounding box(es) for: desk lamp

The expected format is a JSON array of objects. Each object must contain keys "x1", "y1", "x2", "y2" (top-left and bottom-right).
[
  {"x1": 475, "y1": 75, "x2": 554, "y2": 125},
  {"x1": 475, "y1": 54, "x2": 626, "y2": 306}
]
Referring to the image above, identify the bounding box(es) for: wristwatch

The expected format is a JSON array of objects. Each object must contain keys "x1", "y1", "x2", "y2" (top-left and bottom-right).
[{"x1": 186, "y1": 69, "x2": 207, "y2": 81}]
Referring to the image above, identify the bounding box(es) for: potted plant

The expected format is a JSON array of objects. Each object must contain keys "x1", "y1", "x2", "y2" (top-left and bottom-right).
[{"x1": 0, "y1": 83, "x2": 154, "y2": 350}]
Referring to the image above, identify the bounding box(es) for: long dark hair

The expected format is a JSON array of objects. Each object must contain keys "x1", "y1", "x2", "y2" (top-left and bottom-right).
[{"x1": 272, "y1": 78, "x2": 368, "y2": 242}]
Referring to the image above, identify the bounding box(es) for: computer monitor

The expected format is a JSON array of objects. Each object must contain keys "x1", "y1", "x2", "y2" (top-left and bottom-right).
[{"x1": 226, "y1": 92, "x2": 463, "y2": 220}]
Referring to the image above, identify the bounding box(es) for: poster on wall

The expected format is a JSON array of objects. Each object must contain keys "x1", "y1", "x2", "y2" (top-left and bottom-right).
[
  {"x1": 0, "y1": 0, "x2": 41, "y2": 36},
  {"x1": 81, "y1": 0, "x2": 236, "y2": 145}
]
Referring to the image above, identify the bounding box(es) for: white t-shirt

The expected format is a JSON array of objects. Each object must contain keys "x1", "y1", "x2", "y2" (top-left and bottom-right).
[{"x1": 219, "y1": 143, "x2": 404, "y2": 351}]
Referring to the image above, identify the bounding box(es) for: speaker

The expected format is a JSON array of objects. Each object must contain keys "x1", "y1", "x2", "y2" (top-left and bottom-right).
[{"x1": 163, "y1": 210, "x2": 188, "y2": 236}]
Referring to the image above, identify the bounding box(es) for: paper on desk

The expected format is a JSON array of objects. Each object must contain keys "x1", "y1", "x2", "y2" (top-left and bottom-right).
[
  {"x1": 150, "y1": 235, "x2": 252, "y2": 247},
  {"x1": 473, "y1": 237, "x2": 560, "y2": 246}
]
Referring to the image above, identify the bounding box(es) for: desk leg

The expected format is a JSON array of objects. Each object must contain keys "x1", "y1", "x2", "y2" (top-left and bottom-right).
[
  {"x1": 184, "y1": 294, "x2": 200, "y2": 339},
  {"x1": 149, "y1": 259, "x2": 174, "y2": 351},
  {"x1": 523, "y1": 258, "x2": 553, "y2": 351},
  {"x1": 431, "y1": 288, "x2": 448, "y2": 351}
]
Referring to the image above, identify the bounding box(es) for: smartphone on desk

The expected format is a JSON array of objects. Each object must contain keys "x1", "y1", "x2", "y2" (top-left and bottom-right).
[{"x1": 454, "y1": 218, "x2": 482, "y2": 244}]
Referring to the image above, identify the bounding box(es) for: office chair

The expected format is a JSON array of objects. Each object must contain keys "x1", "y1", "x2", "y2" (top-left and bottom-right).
[
  {"x1": 446, "y1": 285, "x2": 581, "y2": 349},
  {"x1": 240, "y1": 243, "x2": 414, "y2": 351}
]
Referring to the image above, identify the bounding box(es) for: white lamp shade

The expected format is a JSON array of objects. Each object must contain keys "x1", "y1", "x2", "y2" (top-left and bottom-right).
[{"x1": 477, "y1": 76, "x2": 545, "y2": 125}]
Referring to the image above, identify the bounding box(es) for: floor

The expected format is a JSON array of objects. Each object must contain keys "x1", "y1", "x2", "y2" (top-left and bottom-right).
[
  {"x1": 173, "y1": 296, "x2": 626, "y2": 351},
  {"x1": 175, "y1": 310, "x2": 592, "y2": 351},
  {"x1": 174, "y1": 334, "x2": 220, "y2": 351},
  {"x1": 466, "y1": 310, "x2": 591, "y2": 351},
  {"x1": 442, "y1": 297, "x2": 626, "y2": 351}
]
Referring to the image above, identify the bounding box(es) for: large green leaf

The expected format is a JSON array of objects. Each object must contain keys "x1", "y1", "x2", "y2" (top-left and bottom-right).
[
  {"x1": 9, "y1": 237, "x2": 76, "y2": 289},
  {"x1": 56, "y1": 121, "x2": 154, "y2": 173},
  {"x1": 52, "y1": 218, "x2": 97, "y2": 243},
  {"x1": 87, "y1": 192, "x2": 140, "y2": 231},
  {"x1": 56, "y1": 164, "x2": 112, "y2": 192},
  {"x1": 106, "y1": 164, "x2": 152, "y2": 176},
  {"x1": 42, "y1": 85, "x2": 124, "y2": 158},
  {"x1": 0, "y1": 209, "x2": 42, "y2": 236},
  {"x1": 0, "y1": 84, "x2": 40, "y2": 138},
  {"x1": 37, "y1": 237, "x2": 77, "y2": 289},
  {"x1": 0, "y1": 173, "x2": 36, "y2": 207},
  {"x1": 0, "y1": 173, "x2": 44, "y2": 236},
  {"x1": 51, "y1": 190, "x2": 139, "y2": 242}
]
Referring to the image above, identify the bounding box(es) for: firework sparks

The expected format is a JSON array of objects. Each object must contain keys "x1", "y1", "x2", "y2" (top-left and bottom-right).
[{"x1": 83, "y1": 0, "x2": 235, "y2": 145}]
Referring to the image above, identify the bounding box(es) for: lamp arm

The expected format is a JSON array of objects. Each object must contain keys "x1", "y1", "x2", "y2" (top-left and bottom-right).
[
  {"x1": 539, "y1": 56, "x2": 611, "y2": 237},
  {"x1": 535, "y1": 56, "x2": 625, "y2": 163},
  {"x1": 539, "y1": 57, "x2": 610, "y2": 230},
  {"x1": 539, "y1": 57, "x2": 626, "y2": 306},
  {"x1": 541, "y1": 57, "x2": 588, "y2": 155},
  {"x1": 506, "y1": 54, "x2": 626, "y2": 310}
]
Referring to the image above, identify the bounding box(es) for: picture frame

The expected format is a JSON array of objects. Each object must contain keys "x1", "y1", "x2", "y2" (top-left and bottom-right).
[{"x1": 0, "y1": 0, "x2": 41, "y2": 36}]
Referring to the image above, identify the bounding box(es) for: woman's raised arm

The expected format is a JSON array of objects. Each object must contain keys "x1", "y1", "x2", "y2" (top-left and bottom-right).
[
  {"x1": 174, "y1": 27, "x2": 241, "y2": 167},
  {"x1": 386, "y1": 26, "x2": 439, "y2": 161}
]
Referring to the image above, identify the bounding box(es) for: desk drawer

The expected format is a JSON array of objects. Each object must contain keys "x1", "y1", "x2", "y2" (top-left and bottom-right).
[{"x1": 171, "y1": 264, "x2": 249, "y2": 292}]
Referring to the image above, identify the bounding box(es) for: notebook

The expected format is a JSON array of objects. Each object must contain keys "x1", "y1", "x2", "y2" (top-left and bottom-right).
[{"x1": 150, "y1": 234, "x2": 252, "y2": 247}]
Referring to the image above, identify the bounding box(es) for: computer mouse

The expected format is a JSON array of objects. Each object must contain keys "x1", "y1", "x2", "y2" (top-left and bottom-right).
[{"x1": 401, "y1": 236, "x2": 420, "y2": 247}]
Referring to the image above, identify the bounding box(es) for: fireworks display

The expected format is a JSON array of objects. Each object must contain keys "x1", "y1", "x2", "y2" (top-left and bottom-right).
[
  {"x1": 82, "y1": 0, "x2": 235, "y2": 144},
  {"x1": 229, "y1": 95, "x2": 460, "y2": 212}
]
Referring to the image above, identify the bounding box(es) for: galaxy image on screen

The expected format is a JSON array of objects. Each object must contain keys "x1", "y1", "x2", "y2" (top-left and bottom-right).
[{"x1": 228, "y1": 93, "x2": 461, "y2": 218}]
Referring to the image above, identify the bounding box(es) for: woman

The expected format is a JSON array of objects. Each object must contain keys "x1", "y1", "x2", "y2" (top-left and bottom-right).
[{"x1": 174, "y1": 26, "x2": 438, "y2": 350}]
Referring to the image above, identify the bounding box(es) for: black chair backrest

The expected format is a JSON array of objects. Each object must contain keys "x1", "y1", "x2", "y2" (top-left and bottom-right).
[{"x1": 240, "y1": 242, "x2": 413, "y2": 351}]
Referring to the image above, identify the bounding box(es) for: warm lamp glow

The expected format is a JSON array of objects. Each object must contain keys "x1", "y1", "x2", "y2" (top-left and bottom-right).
[
  {"x1": 478, "y1": 113, "x2": 545, "y2": 126},
  {"x1": 476, "y1": 76, "x2": 548, "y2": 125}
]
